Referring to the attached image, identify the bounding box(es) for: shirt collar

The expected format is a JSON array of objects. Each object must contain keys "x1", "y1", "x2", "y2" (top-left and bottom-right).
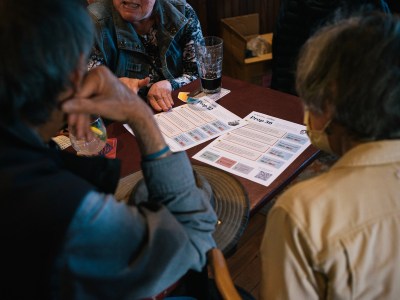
[{"x1": 332, "y1": 140, "x2": 400, "y2": 169}]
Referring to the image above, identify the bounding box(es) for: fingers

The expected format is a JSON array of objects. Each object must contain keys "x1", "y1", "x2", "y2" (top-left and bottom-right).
[
  {"x1": 148, "y1": 95, "x2": 173, "y2": 112},
  {"x1": 63, "y1": 94, "x2": 128, "y2": 122},
  {"x1": 160, "y1": 89, "x2": 174, "y2": 107},
  {"x1": 77, "y1": 66, "x2": 110, "y2": 98},
  {"x1": 119, "y1": 76, "x2": 150, "y2": 94},
  {"x1": 64, "y1": 66, "x2": 138, "y2": 119},
  {"x1": 63, "y1": 97, "x2": 97, "y2": 115},
  {"x1": 138, "y1": 77, "x2": 151, "y2": 89},
  {"x1": 63, "y1": 77, "x2": 151, "y2": 124},
  {"x1": 67, "y1": 113, "x2": 94, "y2": 141},
  {"x1": 147, "y1": 81, "x2": 174, "y2": 112},
  {"x1": 148, "y1": 95, "x2": 165, "y2": 112},
  {"x1": 119, "y1": 77, "x2": 138, "y2": 93}
]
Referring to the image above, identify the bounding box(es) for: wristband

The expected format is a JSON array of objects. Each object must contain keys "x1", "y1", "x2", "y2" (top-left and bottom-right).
[{"x1": 142, "y1": 145, "x2": 170, "y2": 161}]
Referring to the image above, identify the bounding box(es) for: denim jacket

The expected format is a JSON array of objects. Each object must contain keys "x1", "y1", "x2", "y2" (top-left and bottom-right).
[{"x1": 88, "y1": 0, "x2": 201, "y2": 83}]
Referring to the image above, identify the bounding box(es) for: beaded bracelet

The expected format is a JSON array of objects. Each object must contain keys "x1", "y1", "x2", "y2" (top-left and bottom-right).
[{"x1": 142, "y1": 145, "x2": 170, "y2": 161}]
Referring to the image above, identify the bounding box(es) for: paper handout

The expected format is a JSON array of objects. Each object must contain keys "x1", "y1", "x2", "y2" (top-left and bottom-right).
[
  {"x1": 193, "y1": 111, "x2": 311, "y2": 187},
  {"x1": 124, "y1": 97, "x2": 246, "y2": 152}
]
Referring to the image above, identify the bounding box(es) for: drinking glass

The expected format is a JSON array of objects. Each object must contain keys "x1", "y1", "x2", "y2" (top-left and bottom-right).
[
  {"x1": 69, "y1": 116, "x2": 107, "y2": 156},
  {"x1": 195, "y1": 36, "x2": 223, "y2": 94}
]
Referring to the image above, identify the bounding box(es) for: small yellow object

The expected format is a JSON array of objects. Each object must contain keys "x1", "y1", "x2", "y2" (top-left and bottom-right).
[
  {"x1": 90, "y1": 126, "x2": 103, "y2": 136},
  {"x1": 178, "y1": 92, "x2": 189, "y2": 102}
]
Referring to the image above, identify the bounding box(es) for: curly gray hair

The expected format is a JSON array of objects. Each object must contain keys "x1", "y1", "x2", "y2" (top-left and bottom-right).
[{"x1": 296, "y1": 12, "x2": 400, "y2": 140}]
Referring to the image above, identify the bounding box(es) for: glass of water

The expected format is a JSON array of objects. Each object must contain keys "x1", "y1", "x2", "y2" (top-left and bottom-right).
[{"x1": 69, "y1": 116, "x2": 107, "y2": 156}]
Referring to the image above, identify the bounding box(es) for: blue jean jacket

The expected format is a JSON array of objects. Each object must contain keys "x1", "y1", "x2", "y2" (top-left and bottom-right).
[{"x1": 88, "y1": 0, "x2": 198, "y2": 81}]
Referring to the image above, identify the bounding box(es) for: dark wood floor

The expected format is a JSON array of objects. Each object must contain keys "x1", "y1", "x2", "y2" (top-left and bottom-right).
[{"x1": 226, "y1": 209, "x2": 268, "y2": 300}]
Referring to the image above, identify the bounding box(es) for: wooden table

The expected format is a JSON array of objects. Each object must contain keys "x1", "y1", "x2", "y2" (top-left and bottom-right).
[{"x1": 107, "y1": 76, "x2": 319, "y2": 215}]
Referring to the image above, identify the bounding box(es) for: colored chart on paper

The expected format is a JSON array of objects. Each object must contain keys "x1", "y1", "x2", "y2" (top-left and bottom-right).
[
  {"x1": 124, "y1": 97, "x2": 247, "y2": 152},
  {"x1": 193, "y1": 111, "x2": 311, "y2": 187}
]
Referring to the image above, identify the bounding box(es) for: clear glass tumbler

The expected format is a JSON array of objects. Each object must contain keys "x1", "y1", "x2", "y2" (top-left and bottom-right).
[{"x1": 69, "y1": 116, "x2": 107, "y2": 156}]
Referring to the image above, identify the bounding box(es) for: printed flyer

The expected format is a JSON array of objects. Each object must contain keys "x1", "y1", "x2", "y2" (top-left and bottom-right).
[
  {"x1": 193, "y1": 111, "x2": 311, "y2": 186},
  {"x1": 124, "y1": 97, "x2": 247, "y2": 151}
]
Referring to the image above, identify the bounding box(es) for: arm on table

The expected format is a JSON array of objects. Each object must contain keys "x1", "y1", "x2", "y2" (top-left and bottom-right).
[{"x1": 61, "y1": 66, "x2": 218, "y2": 299}]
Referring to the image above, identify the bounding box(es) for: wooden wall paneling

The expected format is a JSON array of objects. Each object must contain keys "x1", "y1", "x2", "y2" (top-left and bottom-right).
[
  {"x1": 238, "y1": 0, "x2": 247, "y2": 16},
  {"x1": 264, "y1": 0, "x2": 280, "y2": 34},
  {"x1": 187, "y1": 0, "x2": 208, "y2": 36},
  {"x1": 187, "y1": 0, "x2": 281, "y2": 36},
  {"x1": 247, "y1": 0, "x2": 255, "y2": 14},
  {"x1": 232, "y1": 0, "x2": 241, "y2": 16},
  {"x1": 224, "y1": 0, "x2": 232, "y2": 17},
  {"x1": 206, "y1": 0, "x2": 219, "y2": 36},
  {"x1": 187, "y1": 0, "x2": 280, "y2": 86}
]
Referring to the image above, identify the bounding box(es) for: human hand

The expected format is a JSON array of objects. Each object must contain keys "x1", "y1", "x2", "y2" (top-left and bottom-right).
[
  {"x1": 147, "y1": 80, "x2": 174, "y2": 112},
  {"x1": 62, "y1": 66, "x2": 166, "y2": 155},
  {"x1": 119, "y1": 76, "x2": 150, "y2": 94},
  {"x1": 62, "y1": 66, "x2": 151, "y2": 139},
  {"x1": 63, "y1": 66, "x2": 151, "y2": 123}
]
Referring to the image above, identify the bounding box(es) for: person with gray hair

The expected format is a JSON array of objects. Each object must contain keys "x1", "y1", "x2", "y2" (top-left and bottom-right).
[
  {"x1": 260, "y1": 12, "x2": 400, "y2": 299},
  {"x1": 0, "y1": 0, "x2": 217, "y2": 299}
]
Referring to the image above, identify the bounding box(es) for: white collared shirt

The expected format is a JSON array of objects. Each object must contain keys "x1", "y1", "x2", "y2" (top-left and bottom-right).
[{"x1": 260, "y1": 140, "x2": 400, "y2": 299}]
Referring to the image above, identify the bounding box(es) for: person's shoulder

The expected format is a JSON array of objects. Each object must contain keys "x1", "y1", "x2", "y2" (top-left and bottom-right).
[
  {"x1": 167, "y1": 0, "x2": 186, "y2": 6},
  {"x1": 87, "y1": 0, "x2": 113, "y2": 21},
  {"x1": 161, "y1": 0, "x2": 187, "y2": 11},
  {"x1": 167, "y1": 0, "x2": 197, "y2": 18},
  {"x1": 273, "y1": 171, "x2": 334, "y2": 214}
]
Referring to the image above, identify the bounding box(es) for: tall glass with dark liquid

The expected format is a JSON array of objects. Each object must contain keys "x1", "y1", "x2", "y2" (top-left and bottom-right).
[{"x1": 195, "y1": 36, "x2": 223, "y2": 94}]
